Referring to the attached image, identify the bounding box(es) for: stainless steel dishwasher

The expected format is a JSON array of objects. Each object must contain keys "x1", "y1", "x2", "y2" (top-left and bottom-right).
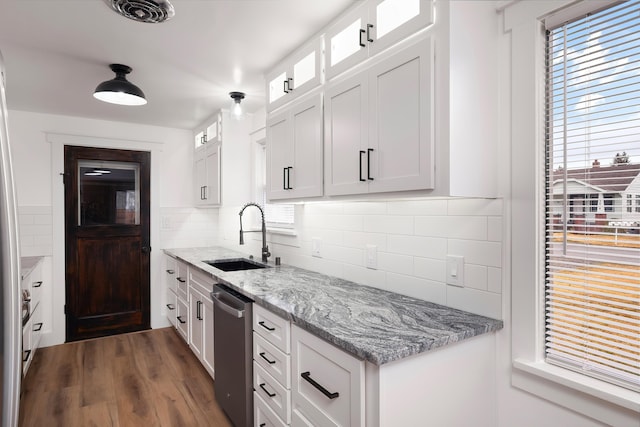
[{"x1": 211, "y1": 283, "x2": 253, "y2": 427}]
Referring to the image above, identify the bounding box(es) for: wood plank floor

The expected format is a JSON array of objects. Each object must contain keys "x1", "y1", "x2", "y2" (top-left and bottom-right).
[{"x1": 19, "y1": 327, "x2": 233, "y2": 427}]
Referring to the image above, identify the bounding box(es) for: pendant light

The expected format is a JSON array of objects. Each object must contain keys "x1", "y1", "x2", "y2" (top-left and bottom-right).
[
  {"x1": 93, "y1": 64, "x2": 147, "y2": 106},
  {"x1": 229, "y1": 91, "x2": 245, "y2": 119}
]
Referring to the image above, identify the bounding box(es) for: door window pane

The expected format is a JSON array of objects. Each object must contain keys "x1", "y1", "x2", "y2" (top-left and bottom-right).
[
  {"x1": 78, "y1": 160, "x2": 140, "y2": 226},
  {"x1": 293, "y1": 51, "x2": 316, "y2": 89},
  {"x1": 269, "y1": 72, "x2": 287, "y2": 103}
]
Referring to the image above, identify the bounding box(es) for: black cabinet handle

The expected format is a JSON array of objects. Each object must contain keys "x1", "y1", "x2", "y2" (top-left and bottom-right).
[
  {"x1": 283, "y1": 79, "x2": 289, "y2": 94},
  {"x1": 33, "y1": 322, "x2": 43, "y2": 332},
  {"x1": 258, "y1": 321, "x2": 275, "y2": 331},
  {"x1": 259, "y1": 383, "x2": 276, "y2": 398},
  {"x1": 33, "y1": 281, "x2": 43, "y2": 288},
  {"x1": 286, "y1": 167, "x2": 293, "y2": 190},
  {"x1": 301, "y1": 371, "x2": 339, "y2": 399},
  {"x1": 288, "y1": 77, "x2": 293, "y2": 92},
  {"x1": 359, "y1": 28, "x2": 366, "y2": 47},
  {"x1": 176, "y1": 278, "x2": 186, "y2": 283},
  {"x1": 197, "y1": 301, "x2": 202, "y2": 320},
  {"x1": 367, "y1": 148, "x2": 374, "y2": 180},
  {"x1": 203, "y1": 186, "x2": 208, "y2": 200},
  {"x1": 166, "y1": 269, "x2": 175, "y2": 274},
  {"x1": 367, "y1": 23, "x2": 374, "y2": 42},
  {"x1": 283, "y1": 167, "x2": 287, "y2": 190},
  {"x1": 260, "y1": 424, "x2": 266, "y2": 427},
  {"x1": 166, "y1": 303, "x2": 175, "y2": 310},
  {"x1": 359, "y1": 150, "x2": 366, "y2": 182},
  {"x1": 177, "y1": 316, "x2": 186, "y2": 324},
  {"x1": 259, "y1": 352, "x2": 276, "y2": 365},
  {"x1": 23, "y1": 350, "x2": 31, "y2": 363}
]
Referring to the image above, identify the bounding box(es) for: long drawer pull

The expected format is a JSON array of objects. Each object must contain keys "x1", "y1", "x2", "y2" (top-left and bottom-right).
[
  {"x1": 23, "y1": 350, "x2": 31, "y2": 363},
  {"x1": 258, "y1": 321, "x2": 275, "y2": 331},
  {"x1": 177, "y1": 316, "x2": 186, "y2": 324},
  {"x1": 301, "y1": 371, "x2": 339, "y2": 399},
  {"x1": 259, "y1": 352, "x2": 276, "y2": 365},
  {"x1": 166, "y1": 269, "x2": 175, "y2": 274},
  {"x1": 176, "y1": 277, "x2": 186, "y2": 283},
  {"x1": 33, "y1": 281, "x2": 43, "y2": 288},
  {"x1": 166, "y1": 304, "x2": 175, "y2": 310},
  {"x1": 33, "y1": 323, "x2": 43, "y2": 332},
  {"x1": 259, "y1": 383, "x2": 276, "y2": 398}
]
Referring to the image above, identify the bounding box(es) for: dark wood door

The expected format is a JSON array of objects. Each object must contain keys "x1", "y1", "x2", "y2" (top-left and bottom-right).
[{"x1": 64, "y1": 145, "x2": 151, "y2": 342}]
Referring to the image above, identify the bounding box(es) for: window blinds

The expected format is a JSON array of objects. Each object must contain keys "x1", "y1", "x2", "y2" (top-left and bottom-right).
[{"x1": 545, "y1": 0, "x2": 640, "y2": 392}]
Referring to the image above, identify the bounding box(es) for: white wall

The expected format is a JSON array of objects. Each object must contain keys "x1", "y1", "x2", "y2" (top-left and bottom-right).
[{"x1": 7, "y1": 109, "x2": 218, "y2": 346}]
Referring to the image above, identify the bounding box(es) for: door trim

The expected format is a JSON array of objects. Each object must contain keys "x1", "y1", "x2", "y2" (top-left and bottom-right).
[{"x1": 45, "y1": 133, "x2": 163, "y2": 347}]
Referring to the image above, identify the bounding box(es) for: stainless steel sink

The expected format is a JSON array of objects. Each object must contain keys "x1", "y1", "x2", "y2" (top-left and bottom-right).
[{"x1": 203, "y1": 258, "x2": 268, "y2": 272}]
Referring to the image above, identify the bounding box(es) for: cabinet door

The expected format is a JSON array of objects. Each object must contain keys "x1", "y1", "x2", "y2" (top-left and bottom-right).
[
  {"x1": 165, "y1": 255, "x2": 177, "y2": 293},
  {"x1": 267, "y1": 69, "x2": 290, "y2": 113},
  {"x1": 204, "y1": 142, "x2": 221, "y2": 205},
  {"x1": 194, "y1": 148, "x2": 207, "y2": 206},
  {"x1": 368, "y1": 0, "x2": 434, "y2": 55},
  {"x1": 289, "y1": 93, "x2": 323, "y2": 199},
  {"x1": 22, "y1": 319, "x2": 33, "y2": 376},
  {"x1": 176, "y1": 261, "x2": 188, "y2": 301},
  {"x1": 326, "y1": 3, "x2": 369, "y2": 79},
  {"x1": 368, "y1": 35, "x2": 434, "y2": 193},
  {"x1": 266, "y1": 110, "x2": 294, "y2": 200},
  {"x1": 31, "y1": 304, "x2": 43, "y2": 351},
  {"x1": 324, "y1": 72, "x2": 369, "y2": 196},
  {"x1": 189, "y1": 288, "x2": 204, "y2": 360},
  {"x1": 290, "y1": 39, "x2": 322, "y2": 98},
  {"x1": 202, "y1": 296, "x2": 215, "y2": 378}
]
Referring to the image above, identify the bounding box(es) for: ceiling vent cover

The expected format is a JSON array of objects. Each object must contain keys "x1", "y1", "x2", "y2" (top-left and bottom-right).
[{"x1": 104, "y1": 0, "x2": 175, "y2": 23}]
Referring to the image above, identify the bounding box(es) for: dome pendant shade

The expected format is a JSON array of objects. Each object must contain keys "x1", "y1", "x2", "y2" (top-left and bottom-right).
[{"x1": 93, "y1": 64, "x2": 147, "y2": 106}]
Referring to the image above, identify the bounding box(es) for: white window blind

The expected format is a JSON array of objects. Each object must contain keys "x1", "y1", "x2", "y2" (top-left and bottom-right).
[{"x1": 545, "y1": 0, "x2": 640, "y2": 392}]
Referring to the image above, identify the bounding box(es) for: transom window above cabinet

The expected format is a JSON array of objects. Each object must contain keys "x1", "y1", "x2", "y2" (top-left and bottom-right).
[
  {"x1": 194, "y1": 113, "x2": 222, "y2": 149},
  {"x1": 326, "y1": 0, "x2": 434, "y2": 79},
  {"x1": 266, "y1": 37, "x2": 323, "y2": 112}
]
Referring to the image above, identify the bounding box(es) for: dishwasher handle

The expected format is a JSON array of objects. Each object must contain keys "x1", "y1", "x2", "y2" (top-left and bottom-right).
[{"x1": 211, "y1": 291, "x2": 245, "y2": 318}]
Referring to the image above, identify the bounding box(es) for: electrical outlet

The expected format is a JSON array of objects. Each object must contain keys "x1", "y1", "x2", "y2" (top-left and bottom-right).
[
  {"x1": 366, "y1": 245, "x2": 377, "y2": 269},
  {"x1": 312, "y1": 238, "x2": 322, "y2": 257},
  {"x1": 446, "y1": 255, "x2": 464, "y2": 287}
]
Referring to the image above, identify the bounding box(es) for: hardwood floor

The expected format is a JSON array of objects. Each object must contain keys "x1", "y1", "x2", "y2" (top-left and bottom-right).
[{"x1": 19, "y1": 327, "x2": 233, "y2": 427}]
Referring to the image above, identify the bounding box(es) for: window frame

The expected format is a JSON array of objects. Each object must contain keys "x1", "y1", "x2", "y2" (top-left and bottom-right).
[{"x1": 505, "y1": 0, "x2": 640, "y2": 424}]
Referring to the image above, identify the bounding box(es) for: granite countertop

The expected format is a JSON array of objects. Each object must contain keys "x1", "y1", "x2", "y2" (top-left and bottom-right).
[
  {"x1": 165, "y1": 246, "x2": 503, "y2": 365},
  {"x1": 21, "y1": 256, "x2": 43, "y2": 281}
]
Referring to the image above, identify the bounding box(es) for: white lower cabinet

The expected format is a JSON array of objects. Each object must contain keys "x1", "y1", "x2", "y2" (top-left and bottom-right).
[
  {"x1": 166, "y1": 288, "x2": 177, "y2": 327},
  {"x1": 21, "y1": 256, "x2": 45, "y2": 376},
  {"x1": 188, "y1": 267, "x2": 216, "y2": 378},
  {"x1": 176, "y1": 296, "x2": 189, "y2": 341},
  {"x1": 253, "y1": 304, "x2": 292, "y2": 426},
  {"x1": 291, "y1": 325, "x2": 365, "y2": 427}
]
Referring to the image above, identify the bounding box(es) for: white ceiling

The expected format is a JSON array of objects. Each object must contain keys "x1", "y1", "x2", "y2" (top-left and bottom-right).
[{"x1": 0, "y1": 0, "x2": 357, "y2": 130}]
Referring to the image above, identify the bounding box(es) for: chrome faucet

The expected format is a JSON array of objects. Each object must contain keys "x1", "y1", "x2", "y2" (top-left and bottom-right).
[{"x1": 239, "y1": 202, "x2": 271, "y2": 263}]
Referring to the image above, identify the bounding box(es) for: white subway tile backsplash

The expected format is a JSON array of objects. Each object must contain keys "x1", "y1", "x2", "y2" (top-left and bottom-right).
[
  {"x1": 487, "y1": 267, "x2": 502, "y2": 294},
  {"x1": 415, "y1": 216, "x2": 487, "y2": 240},
  {"x1": 342, "y1": 264, "x2": 387, "y2": 289},
  {"x1": 377, "y1": 252, "x2": 414, "y2": 275},
  {"x1": 464, "y1": 264, "x2": 488, "y2": 291},
  {"x1": 487, "y1": 216, "x2": 502, "y2": 242},
  {"x1": 446, "y1": 285, "x2": 502, "y2": 319},
  {"x1": 386, "y1": 272, "x2": 447, "y2": 305},
  {"x1": 303, "y1": 227, "x2": 343, "y2": 246},
  {"x1": 364, "y1": 215, "x2": 414, "y2": 235},
  {"x1": 322, "y1": 244, "x2": 363, "y2": 266},
  {"x1": 18, "y1": 206, "x2": 53, "y2": 256},
  {"x1": 447, "y1": 239, "x2": 502, "y2": 268},
  {"x1": 386, "y1": 199, "x2": 447, "y2": 216},
  {"x1": 303, "y1": 202, "x2": 344, "y2": 216},
  {"x1": 342, "y1": 231, "x2": 388, "y2": 251},
  {"x1": 388, "y1": 235, "x2": 447, "y2": 259},
  {"x1": 305, "y1": 214, "x2": 363, "y2": 231},
  {"x1": 447, "y1": 198, "x2": 503, "y2": 216},
  {"x1": 343, "y1": 201, "x2": 388, "y2": 215},
  {"x1": 413, "y1": 257, "x2": 446, "y2": 282}
]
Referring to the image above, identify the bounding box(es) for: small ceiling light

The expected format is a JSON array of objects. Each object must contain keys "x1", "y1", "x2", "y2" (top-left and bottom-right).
[
  {"x1": 94, "y1": 64, "x2": 147, "y2": 106},
  {"x1": 229, "y1": 91, "x2": 245, "y2": 119},
  {"x1": 103, "y1": 0, "x2": 175, "y2": 24}
]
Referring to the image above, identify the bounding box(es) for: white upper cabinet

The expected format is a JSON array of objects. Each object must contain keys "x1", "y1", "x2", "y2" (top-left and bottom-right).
[
  {"x1": 194, "y1": 113, "x2": 222, "y2": 206},
  {"x1": 267, "y1": 92, "x2": 323, "y2": 200},
  {"x1": 326, "y1": 0, "x2": 434, "y2": 79},
  {"x1": 266, "y1": 38, "x2": 323, "y2": 112},
  {"x1": 325, "y1": 35, "x2": 433, "y2": 196}
]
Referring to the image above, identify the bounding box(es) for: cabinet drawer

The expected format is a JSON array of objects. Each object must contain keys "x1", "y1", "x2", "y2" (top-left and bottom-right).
[
  {"x1": 254, "y1": 332, "x2": 291, "y2": 388},
  {"x1": 189, "y1": 267, "x2": 215, "y2": 297},
  {"x1": 253, "y1": 304, "x2": 290, "y2": 354},
  {"x1": 255, "y1": 392, "x2": 288, "y2": 427},
  {"x1": 31, "y1": 304, "x2": 43, "y2": 350},
  {"x1": 291, "y1": 325, "x2": 365, "y2": 427},
  {"x1": 176, "y1": 297, "x2": 188, "y2": 341},
  {"x1": 165, "y1": 255, "x2": 177, "y2": 293},
  {"x1": 175, "y1": 260, "x2": 188, "y2": 301},
  {"x1": 254, "y1": 362, "x2": 291, "y2": 424},
  {"x1": 166, "y1": 289, "x2": 177, "y2": 327}
]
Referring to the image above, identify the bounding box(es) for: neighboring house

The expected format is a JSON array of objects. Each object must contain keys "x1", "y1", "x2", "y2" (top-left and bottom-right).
[{"x1": 551, "y1": 161, "x2": 640, "y2": 230}]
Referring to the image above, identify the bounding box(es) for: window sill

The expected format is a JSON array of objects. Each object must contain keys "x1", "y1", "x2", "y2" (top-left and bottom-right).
[
  {"x1": 244, "y1": 226, "x2": 297, "y2": 237},
  {"x1": 512, "y1": 359, "x2": 639, "y2": 425}
]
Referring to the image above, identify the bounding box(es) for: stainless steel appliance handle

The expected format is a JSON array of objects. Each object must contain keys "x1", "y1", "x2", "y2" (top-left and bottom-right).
[{"x1": 211, "y1": 291, "x2": 245, "y2": 318}]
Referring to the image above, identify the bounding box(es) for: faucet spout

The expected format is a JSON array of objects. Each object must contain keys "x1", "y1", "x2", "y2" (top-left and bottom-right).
[{"x1": 238, "y1": 202, "x2": 271, "y2": 263}]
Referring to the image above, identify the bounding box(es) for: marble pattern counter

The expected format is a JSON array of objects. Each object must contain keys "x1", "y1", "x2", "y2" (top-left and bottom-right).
[{"x1": 165, "y1": 246, "x2": 503, "y2": 365}]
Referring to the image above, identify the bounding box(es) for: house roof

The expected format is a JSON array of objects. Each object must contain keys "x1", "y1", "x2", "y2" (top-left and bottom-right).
[{"x1": 553, "y1": 163, "x2": 640, "y2": 193}]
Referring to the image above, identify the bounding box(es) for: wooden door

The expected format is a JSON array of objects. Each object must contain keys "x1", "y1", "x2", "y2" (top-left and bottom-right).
[{"x1": 64, "y1": 145, "x2": 150, "y2": 342}]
